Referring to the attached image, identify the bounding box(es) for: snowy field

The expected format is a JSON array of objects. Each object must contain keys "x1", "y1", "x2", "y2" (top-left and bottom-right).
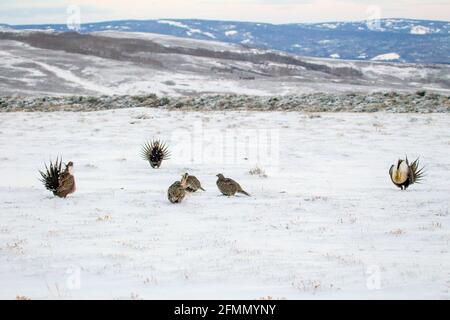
[{"x1": 0, "y1": 108, "x2": 449, "y2": 299}]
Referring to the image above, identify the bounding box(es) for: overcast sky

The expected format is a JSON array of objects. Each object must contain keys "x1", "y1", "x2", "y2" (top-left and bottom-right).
[{"x1": 1, "y1": 0, "x2": 449, "y2": 25}]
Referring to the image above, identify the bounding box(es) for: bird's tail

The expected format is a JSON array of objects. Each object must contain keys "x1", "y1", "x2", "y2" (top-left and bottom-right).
[
  {"x1": 238, "y1": 189, "x2": 251, "y2": 197},
  {"x1": 200, "y1": 187, "x2": 206, "y2": 191},
  {"x1": 141, "y1": 140, "x2": 171, "y2": 168},
  {"x1": 39, "y1": 158, "x2": 63, "y2": 195},
  {"x1": 410, "y1": 157, "x2": 426, "y2": 184}
]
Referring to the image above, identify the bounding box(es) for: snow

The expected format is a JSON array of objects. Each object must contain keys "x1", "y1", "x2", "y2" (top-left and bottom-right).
[
  {"x1": 158, "y1": 20, "x2": 215, "y2": 38},
  {"x1": 92, "y1": 31, "x2": 242, "y2": 52},
  {"x1": 319, "y1": 23, "x2": 337, "y2": 29},
  {"x1": 0, "y1": 109, "x2": 449, "y2": 299},
  {"x1": 225, "y1": 30, "x2": 238, "y2": 37},
  {"x1": 157, "y1": 20, "x2": 189, "y2": 29},
  {"x1": 410, "y1": 25, "x2": 432, "y2": 35},
  {"x1": 203, "y1": 32, "x2": 216, "y2": 39},
  {"x1": 31, "y1": 60, "x2": 116, "y2": 95},
  {"x1": 371, "y1": 53, "x2": 401, "y2": 61},
  {"x1": 1, "y1": 34, "x2": 449, "y2": 97}
]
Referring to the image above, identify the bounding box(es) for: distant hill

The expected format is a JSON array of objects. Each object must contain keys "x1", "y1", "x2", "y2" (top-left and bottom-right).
[
  {"x1": 2, "y1": 18, "x2": 450, "y2": 64},
  {"x1": 1, "y1": 29, "x2": 449, "y2": 96}
]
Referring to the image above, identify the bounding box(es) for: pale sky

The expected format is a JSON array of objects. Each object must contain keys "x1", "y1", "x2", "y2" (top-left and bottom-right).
[{"x1": 1, "y1": 0, "x2": 449, "y2": 25}]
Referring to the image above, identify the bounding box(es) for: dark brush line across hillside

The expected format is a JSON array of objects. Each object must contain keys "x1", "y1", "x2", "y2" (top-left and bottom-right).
[{"x1": 0, "y1": 31, "x2": 363, "y2": 78}]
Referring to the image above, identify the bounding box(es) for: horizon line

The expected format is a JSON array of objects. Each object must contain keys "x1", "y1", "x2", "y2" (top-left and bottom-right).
[{"x1": 3, "y1": 16, "x2": 450, "y2": 27}]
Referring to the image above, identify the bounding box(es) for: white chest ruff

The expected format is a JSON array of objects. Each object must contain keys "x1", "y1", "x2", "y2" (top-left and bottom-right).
[{"x1": 391, "y1": 163, "x2": 409, "y2": 184}]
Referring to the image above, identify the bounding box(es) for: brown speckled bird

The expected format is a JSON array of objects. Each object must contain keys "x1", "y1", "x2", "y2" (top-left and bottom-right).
[
  {"x1": 185, "y1": 173, "x2": 205, "y2": 192},
  {"x1": 56, "y1": 162, "x2": 76, "y2": 198},
  {"x1": 40, "y1": 159, "x2": 76, "y2": 198},
  {"x1": 389, "y1": 156, "x2": 425, "y2": 190},
  {"x1": 168, "y1": 173, "x2": 189, "y2": 203},
  {"x1": 216, "y1": 174, "x2": 250, "y2": 197}
]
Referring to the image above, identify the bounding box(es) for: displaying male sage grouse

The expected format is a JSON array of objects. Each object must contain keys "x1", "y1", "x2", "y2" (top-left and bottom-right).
[
  {"x1": 39, "y1": 159, "x2": 76, "y2": 198},
  {"x1": 389, "y1": 156, "x2": 425, "y2": 190},
  {"x1": 141, "y1": 140, "x2": 170, "y2": 169},
  {"x1": 184, "y1": 173, "x2": 205, "y2": 192},
  {"x1": 168, "y1": 173, "x2": 189, "y2": 203},
  {"x1": 216, "y1": 174, "x2": 250, "y2": 197}
]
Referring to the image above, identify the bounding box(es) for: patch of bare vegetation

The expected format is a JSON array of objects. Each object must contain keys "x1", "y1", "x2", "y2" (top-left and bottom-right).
[
  {"x1": 5, "y1": 239, "x2": 27, "y2": 254},
  {"x1": 249, "y1": 166, "x2": 268, "y2": 178},
  {"x1": 389, "y1": 229, "x2": 405, "y2": 236},
  {"x1": 305, "y1": 195, "x2": 328, "y2": 202},
  {"x1": 97, "y1": 215, "x2": 113, "y2": 222},
  {"x1": 1, "y1": 92, "x2": 449, "y2": 113},
  {"x1": 291, "y1": 278, "x2": 333, "y2": 293}
]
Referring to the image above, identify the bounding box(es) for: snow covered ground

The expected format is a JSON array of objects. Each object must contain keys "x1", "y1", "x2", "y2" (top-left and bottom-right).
[{"x1": 0, "y1": 108, "x2": 449, "y2": 299}]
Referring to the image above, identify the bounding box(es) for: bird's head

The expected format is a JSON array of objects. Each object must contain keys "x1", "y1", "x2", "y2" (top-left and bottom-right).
[
  {"x1": 66, "y1": 161, "x2": 74, "y2": 174},
  {"x1": 180, "y1": 173, "x2": 189, "y2": 188},
  {"x1": 216, "y1": 173, "x2": 224, "y2": 179}
]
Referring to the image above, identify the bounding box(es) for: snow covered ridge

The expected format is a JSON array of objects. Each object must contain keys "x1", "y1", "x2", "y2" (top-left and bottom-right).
[
  {"x1": 158, "y1": 20, "x2": 216, "y2": 39},
  {"x1": 1, "y1": 91, "x2": 449, "y2": 113},
  {"x1": 410, "y1": 25, "x2": 433, "y2": 35},
  {"x1": 371, "y1": 53, "x2": 401, "y2": 61},
  {"x1": 1, "y1": 31, "x2": 449, "y2": 97},
  {"x1": 4, "y1": 18, "x2": 450, "y2": 64}
]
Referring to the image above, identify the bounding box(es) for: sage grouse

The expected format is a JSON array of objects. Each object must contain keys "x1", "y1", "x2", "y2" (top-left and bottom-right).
[
  {"x1": 185, "y1": 173, "x2": 205, "y2": 192},
  {"x1": 40, "y1": 159, "x2": 76, "y2": 198},
  {"x1": 389, "y1": 156, "x2": 425, "y2": 190},
  {"x1": 141, "y1": 140, "x2": 170, "y2": 169},
  {"x1": 168, "y1": 173, "x2": 189, "y2": 203},
  {"x1": 216, "y1": 174, "x2": 250, "y2": 197}
]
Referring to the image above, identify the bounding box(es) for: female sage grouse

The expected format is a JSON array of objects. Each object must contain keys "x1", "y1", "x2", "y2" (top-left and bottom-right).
[
  {"x1": 168, "y1": 173, "x2": 189, "y2": 203},
  {"x1": 185, "y1": 173, "x2": 205, "y2": 192},
  {"x1": 141, "y1": 140, "x2": 170, "y2": 169},
  {"x1": 389, "y1": 156, "x2": 425, "y2": 190},
  {"x1": 40, "y1": 159, "x2": 76, "y2": 198},
  {"x1": 216, "y1": 174, "x2": 250, "y2": 197}
]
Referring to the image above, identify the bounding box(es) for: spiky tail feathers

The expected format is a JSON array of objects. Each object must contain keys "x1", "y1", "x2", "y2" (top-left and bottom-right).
[
  {"x1": 141, "y1": 140, "x2": 171, "y2": 168},
  {"x1": 410, "y1": 158, "x2": 426, "y2": 184},
  {"x1": 39, "y1": 158, "x2": 63, "y2": 195}
]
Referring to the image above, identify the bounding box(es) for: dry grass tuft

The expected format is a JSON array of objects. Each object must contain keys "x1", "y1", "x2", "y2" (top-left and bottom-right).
[
  {"x1": 249, "y1": 166, "x2": 268, "y2": 178},
  {"x1": 97, "y1": 215, "x2": 113, "y2": 222},
  {"x1": 389, "y1": 229, "x2": 405, "y2": 236}
]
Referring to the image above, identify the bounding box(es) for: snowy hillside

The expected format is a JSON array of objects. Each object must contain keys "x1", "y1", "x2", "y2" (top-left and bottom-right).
[
  {"x1": 3, "y1": 18, "x2": 450, "y2": 64},
  {"x1": 0, "y1": 30, "x2": 449, "y2": 96},
  {"x1": 0, "y1": 108, "x2": 449, "y2": 299}
]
